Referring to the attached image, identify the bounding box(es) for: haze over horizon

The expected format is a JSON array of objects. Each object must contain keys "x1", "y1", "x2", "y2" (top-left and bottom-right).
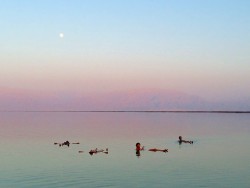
[{"x1": 1, "y1": 0, "x2": 250, "y2": 111}]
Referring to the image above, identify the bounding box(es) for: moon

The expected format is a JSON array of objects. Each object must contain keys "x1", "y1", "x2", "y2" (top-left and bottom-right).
[{"x1": 59, "y1": 33, "x2": 64, "y2": 38}]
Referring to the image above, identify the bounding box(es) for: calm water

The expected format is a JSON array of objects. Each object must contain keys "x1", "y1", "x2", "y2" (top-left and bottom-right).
[{"x1": 0, "y1": 112, "x2": 250, "y2": 188}]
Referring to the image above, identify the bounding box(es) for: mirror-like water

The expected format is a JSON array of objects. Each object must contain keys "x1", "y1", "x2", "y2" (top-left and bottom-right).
[{"x1": 1, "y1": 112, "x2": 250, "y2": 187}]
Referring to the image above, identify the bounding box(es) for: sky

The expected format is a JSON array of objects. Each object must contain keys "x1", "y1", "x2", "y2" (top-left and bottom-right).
[{"x1": 1, "y1": 0, "x2": 250, "y2": 110}]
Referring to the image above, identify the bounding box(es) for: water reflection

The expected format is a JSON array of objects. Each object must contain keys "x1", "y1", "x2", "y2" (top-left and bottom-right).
[
  {"x1": 136, "y1": 150, "x2": 141, "y2": 157},
  {"x1": 0, "y1": 112, "x2": 250, "y2": 187}
]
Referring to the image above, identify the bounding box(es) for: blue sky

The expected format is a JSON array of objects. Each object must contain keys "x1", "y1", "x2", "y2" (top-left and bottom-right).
[{"x1": 0, "y1": 0, "x2": 250, "y2": 110}]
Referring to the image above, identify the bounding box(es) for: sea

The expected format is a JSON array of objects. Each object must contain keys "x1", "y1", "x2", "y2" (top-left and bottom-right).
[{"x1": 0, "y1": 112, "x2": 250, "y2": 188}]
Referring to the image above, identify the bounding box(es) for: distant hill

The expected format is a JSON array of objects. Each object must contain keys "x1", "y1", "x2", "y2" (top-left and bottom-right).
[
  {"x1": 84, "y1": 89, "x2": 208, "y2": 111},
  {"x1": 0, "y1": 87, "x2": 249, "y2": 111}
]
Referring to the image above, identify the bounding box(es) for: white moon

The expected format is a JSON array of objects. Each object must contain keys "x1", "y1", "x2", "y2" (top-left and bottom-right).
[{"x1": 59, "y1": 33, "x2": 64, "y2": 38}]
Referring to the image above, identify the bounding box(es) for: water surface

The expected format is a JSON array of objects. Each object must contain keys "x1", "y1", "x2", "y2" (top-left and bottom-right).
[{"x1": 0, "y1": 112, "x2": 250, "y2": 187}]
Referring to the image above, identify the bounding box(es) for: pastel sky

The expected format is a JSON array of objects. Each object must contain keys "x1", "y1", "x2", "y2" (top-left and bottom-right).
[{"x1": 1, "y1": 0, "x2": 250, "y2": 110}]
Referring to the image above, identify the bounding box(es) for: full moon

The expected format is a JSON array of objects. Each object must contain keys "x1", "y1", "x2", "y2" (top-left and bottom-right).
[{"x1": 59, "y1": 33, "x2": 64, "y2": 38}]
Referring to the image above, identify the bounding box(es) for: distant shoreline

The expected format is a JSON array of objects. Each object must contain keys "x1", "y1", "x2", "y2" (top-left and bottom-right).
[{"x1": 1, "y1": 110, "x2": 250, "y2": 113}]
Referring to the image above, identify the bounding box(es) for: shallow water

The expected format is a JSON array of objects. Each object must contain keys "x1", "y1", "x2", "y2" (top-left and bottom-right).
[{"x1": 0, "y1": 112, "x2": 250, "y2": 187}]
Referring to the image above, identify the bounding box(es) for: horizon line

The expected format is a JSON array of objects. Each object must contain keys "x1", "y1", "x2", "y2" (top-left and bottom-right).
[{"x1": 1, "y1": 110, "x2": 250, "y2": 113}]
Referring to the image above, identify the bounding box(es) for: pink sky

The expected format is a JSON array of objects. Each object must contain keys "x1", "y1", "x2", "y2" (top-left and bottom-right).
[{"x1": 1, "y1": 1, "x2": 250, "y2": 110}]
